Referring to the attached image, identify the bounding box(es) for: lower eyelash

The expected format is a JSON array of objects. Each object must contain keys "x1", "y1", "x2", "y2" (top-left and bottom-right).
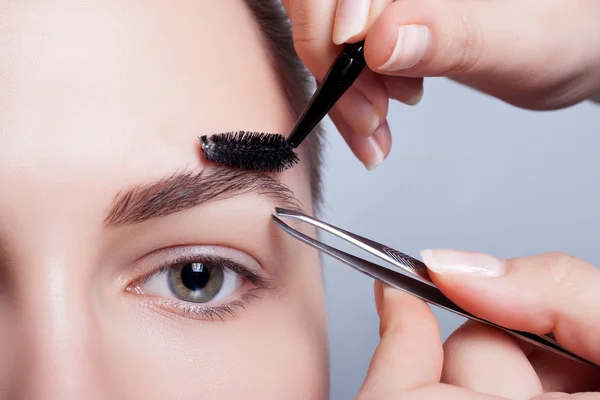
[{"x1": 150, "y1": 288, "x2": 262, "y2": 321}]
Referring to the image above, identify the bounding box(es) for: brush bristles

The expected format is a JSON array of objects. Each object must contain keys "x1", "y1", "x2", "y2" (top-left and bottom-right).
[{"x1": 199, "y1": 131, "x2": 299, "y2": 173}]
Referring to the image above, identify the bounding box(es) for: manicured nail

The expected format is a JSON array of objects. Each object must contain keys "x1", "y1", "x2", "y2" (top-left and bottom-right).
[
  {"x1": 378, "y1": 25, "x2": 430, "y2": 71},
  {"x1": 420, "y1": 249, "x2": 506, "y2": 277},
  {"x1": 363, "y1": 135, "x2": 385, "y2": 170},
  {"x1": 382, "y1": 76, "x2": 424, "y2": 105},
  {"x1": 407, "y1": 87, "x2": 424, "y2": 105},
  {"x1": 372, "y1": 120, "x2": 391, "y2": 158},
  {"x1": 333, "y1": 0, "x2": 371, "y2": 45}
]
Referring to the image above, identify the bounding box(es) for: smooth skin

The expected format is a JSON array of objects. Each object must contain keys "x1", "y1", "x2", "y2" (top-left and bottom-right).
[
  {"x1": 0, "y1": 1, "x2": 327, "y2": 399},
  {"x1": 365, "y1": 250, "x2": 600, "y2": 399},
  {"x1": 282, "y1": 0, "x2": 600, "y2": 169},
  {"x1": 283, "y1": 1, "x2": 600, "y2": 398}
]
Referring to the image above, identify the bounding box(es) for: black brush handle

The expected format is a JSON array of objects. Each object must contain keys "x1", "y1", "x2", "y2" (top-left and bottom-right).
[{"x1": 287, "y1": 41, "x2": 366, "y2": 148}]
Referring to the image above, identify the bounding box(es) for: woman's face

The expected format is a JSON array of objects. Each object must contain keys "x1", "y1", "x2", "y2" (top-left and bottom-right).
[{"x1": 0, "y1": 1, "x2": 328, "y2": 399}]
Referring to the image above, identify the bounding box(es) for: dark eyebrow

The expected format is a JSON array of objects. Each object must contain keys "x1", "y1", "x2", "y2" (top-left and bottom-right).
[{"x1": 104, "y1": 167, "x2": 302, "y2": 227}]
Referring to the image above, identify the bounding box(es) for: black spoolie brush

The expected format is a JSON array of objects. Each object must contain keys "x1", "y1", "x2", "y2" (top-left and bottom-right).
[
  {"x1": 200, "y1": 131, "x2": 298, "y2": 173},
  {"x1": 200, "y1": 41, "x2": 366, "y2": 172}
]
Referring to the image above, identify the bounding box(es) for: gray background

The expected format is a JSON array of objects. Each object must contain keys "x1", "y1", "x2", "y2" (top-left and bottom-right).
[{"x1": 319, "y1": 78, "x2": 600, "y2": 399}]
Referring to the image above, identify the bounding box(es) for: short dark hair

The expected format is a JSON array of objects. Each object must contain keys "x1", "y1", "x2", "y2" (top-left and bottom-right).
[{"x1": 242, "y1": 0, "x2": 324, "y2": 210}]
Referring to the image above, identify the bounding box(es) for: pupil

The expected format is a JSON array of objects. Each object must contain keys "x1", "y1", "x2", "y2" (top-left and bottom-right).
[{"x1": 180, "y1": 263, "x2": 210, "y2": 291}]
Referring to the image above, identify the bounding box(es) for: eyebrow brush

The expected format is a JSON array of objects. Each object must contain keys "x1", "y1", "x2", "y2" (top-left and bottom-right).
[
  {"x1": 287, "y1": 40, "x2": 366, "y2": 148},
  {"x1": 200, "y1": 40, "x2": 366, "y2": 172}
]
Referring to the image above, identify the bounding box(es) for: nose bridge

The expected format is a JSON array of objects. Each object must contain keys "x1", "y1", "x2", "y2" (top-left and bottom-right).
[
  {"x1": 14, "y1": 249, "x2": 111, "y2": 400},
  {"x1": 0, "y1": 158, "x2": 119, "y2": 399}
]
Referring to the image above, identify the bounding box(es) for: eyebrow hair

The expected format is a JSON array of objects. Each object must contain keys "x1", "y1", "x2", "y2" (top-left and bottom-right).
[{"x1": 104, "y1": 167, "x2": 301, "y2": 227}]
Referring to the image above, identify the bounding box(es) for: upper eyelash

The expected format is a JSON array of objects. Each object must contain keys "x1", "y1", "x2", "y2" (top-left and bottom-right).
[{"x1": 137, "y1": 254, "x2": 273, "y2": 289}]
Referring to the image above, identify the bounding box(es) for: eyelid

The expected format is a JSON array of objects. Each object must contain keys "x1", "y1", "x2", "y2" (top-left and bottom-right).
[
  {"x1": 121, "y1": 245, "x2": 274, "y2": 291},
  {"x1": 124, "y1": 246, "x2": 277, "y2": 321}
]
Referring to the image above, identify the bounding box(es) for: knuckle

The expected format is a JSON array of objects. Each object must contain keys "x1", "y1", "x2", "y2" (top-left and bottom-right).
[
  {"x1": 291, "y1": 33, "x2": 327, "y2": 78},
  {"x1": 281, "y1": 2, "x2": 320, "y2": 61},
  {"x1": 292, "y1": 33, "x2": 319, "y2": 58},
  {"x1": 507, "y1": 251, "x2": 583, "y2": 290},
  {"x1": 361, "y1": 76, "x2": 390, "y2": 121},
  {"x1": 543, "y1": 251, "x2": 579, "y2": 286},
  {"x1": 443, "y1": 320, "x2": 500, "y2": 353},
  {"x1": 444, "y1": 9, "x2": 484, "y2": 75},
  {"x1": 287, "y1": 4, "x2": 317, "y2": 49}
]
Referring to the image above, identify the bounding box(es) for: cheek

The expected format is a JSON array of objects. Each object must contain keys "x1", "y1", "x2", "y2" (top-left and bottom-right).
[{"x1": 105, "y1": 257, "x2": 328, "y2": 400}]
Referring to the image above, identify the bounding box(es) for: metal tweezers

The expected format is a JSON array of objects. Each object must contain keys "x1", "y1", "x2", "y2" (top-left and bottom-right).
[{"x1": 272, "y1": 208, "x2": 599, "y2": 370}]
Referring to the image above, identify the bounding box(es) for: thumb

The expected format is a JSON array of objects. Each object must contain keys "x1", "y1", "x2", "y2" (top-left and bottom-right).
[
  {"x1": 420, "y1": 249, "x2": 600, "y2": 366},
  {"x1": 364, "y1": 0, "x2": 600, "y2": 109}
]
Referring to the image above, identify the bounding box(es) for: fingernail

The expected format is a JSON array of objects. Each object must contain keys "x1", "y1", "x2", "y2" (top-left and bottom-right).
[
  {"x1": 378, "y1": 25, "x2": 430, "y2": 71},
  {"x1": 372, "y1": 120, "x2": 391, "y2": 159},
  {"x1": 333, "y1": 0, "x2": 371, "y2": 45},
  {"x1": 382, "y1": 76, "x2": 424, "y2": 106},
  {"x1": 363, "y1": 135, "x2": 385, "y2": 170},
  {"x1": 420, "y1": 249, "x2": 506, "y2": 277},
  {"x1": 405, "y1": 86, "x2": 424, "y2": 105}
]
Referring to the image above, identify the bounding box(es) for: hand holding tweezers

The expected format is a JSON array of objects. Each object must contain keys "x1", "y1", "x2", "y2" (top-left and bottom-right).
[{"x1": 272, "y1": 208, "x2": 599, "y2": 370}]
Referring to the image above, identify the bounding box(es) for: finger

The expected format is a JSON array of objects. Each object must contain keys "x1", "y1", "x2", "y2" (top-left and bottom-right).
[
  {"x1": 420, "y1": 249, "x2": 600, "y2": 367},
  {"x1": 381, "y1": 75, "x2": 424, "y2": 105},
  {"x1": 357, "y1": 284, "x2": 443, "y2": 399},
  {"x1": 334, "y1": 70, "x2": 389, "y2": 139},
  {"x1": 284, "y1": 0, "x2": 338, "y2": 79},
  {"x1": 393, "y1": 384, "x2": 510, "y2": 400},
  {"x1": 364, "y1": 0, "x2": 600, "y2": 108},
  {"x1": 324, "y1": 70, "x2": 394, "y2": 168},
  {"x1": 443, "y1": 323, "x2": 600, "y2": 395},
  {"x1": 374, "y1": 280, "x2": 384, "y2": 318},
  {"x1": 285, "y1": 1, "x2": 391, "y2": 145},
  {"x1": 442, "y1": 320, "x2": 543, "y2": 399},
  {"x1": 332, "y1": 0, "x2": 394, "y2": 45},
  {"x1": 534, "y1": 394, "x2": 600, "y2": 400},
  {"x1": 528, "y1": 347, "x2": 600, "y2": 393},
  {"x1": 328, "y1": 106, "x2": 390, "y2": 170}
]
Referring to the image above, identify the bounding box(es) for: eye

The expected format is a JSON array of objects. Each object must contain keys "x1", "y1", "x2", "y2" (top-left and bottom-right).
[
  {"x1": 142, "y1": 259, "x2": 243, "y2": 304},
  {"x1": 126, "y1": 247, "x2": 273, "y2": 320}
]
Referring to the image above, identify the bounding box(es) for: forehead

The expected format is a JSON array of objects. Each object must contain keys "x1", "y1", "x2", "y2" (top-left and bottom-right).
[
  {"x1": 0, "y1": 0, "x2": 293, "y2": 178},
  {"x1": 0, "y1": 1, "x2": 306, "y2": 230}
]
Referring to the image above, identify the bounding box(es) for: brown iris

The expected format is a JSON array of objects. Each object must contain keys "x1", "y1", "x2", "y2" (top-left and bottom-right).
[{"x1": 168, "y1": 262, "x2": 224, "y2": 303}]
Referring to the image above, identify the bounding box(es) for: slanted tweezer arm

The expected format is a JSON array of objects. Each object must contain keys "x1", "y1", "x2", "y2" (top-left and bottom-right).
[{"x1": 272, "y1": 209, "x2": 599, "y2": 371}]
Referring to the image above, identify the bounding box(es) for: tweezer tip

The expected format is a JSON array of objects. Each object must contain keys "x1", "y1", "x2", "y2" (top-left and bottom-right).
[
  {"x1": 274, "y1": 207, "x2": 285, "y2": 216},
  {"x1": 271, "y1": 214, "x2": 291, "y2": 232},
  {"x1": 274, "y1": 207, "x2": 300, "y2": 217}
]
